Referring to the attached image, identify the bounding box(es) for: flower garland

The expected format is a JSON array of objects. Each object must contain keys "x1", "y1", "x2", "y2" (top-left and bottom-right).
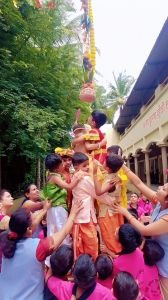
[
  {"x1": 13, "y1": 0, "x2": 56, "y2": 9},
  {"x1": 79, "y1": 0, "x2": 96, "y2": 102}
]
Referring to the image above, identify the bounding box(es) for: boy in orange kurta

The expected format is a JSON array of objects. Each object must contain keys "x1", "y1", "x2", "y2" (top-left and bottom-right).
[
  {"x1": 94, "y1": 154, "x2": 124, "y2": 256},
  {"x1": 71, "y1": 111, "x2": 107, "y2": 165}
]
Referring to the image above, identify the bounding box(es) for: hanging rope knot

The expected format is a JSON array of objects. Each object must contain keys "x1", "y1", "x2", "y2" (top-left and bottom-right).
[{"x1": 8, "y1": 231, "x2": 18, "y2": 240}]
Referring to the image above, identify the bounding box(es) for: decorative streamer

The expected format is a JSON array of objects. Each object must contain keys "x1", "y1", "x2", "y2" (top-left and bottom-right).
[
  {"x1": 34, "y1": 0, "x2": 56, "y2": 9},
  {"x1": 12, "y1": 0, "x2": 56, "y2": 9},
  {"x1": 79, "y1": 0, "x2": 96, "y2": 103}
]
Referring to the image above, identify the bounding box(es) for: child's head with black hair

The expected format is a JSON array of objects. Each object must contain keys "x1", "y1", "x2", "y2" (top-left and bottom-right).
[
  {"x1": 88, "y1": 110, "x2": 107, "y2": 129},
  {"x1": 118, "y1": 224, "x2": 142, "y2": 254},
  {"x1": 45, "y1": 153, "x2": 64, "y2": 174},
  {"x1": 105, "y1": 154, "x2": 124, "y2": 174},
  {"x1": 73, "y1": 254, "x2": 97, "y2": 289},
  {"x1": 107, "y1": 145, "x2": 123, "y2": 157},
  {"x1": 72, "y1": 124, "x2": 87, "y2": 137},
  {"x1": 50, "y1": 245, "x2": 74, "y2": 278},
  {"x1": 113, "y1": 271, "x2": 139, "y2": 300},
  {"x1": 142, "y1": 239, "x2": 165, "y2": 266},
  {"x1": 72, "y1": 152, "x2": 89, "y2": 172},
  {"x1": 95, "y1": 254, "x2": 113, "y2": 280}
]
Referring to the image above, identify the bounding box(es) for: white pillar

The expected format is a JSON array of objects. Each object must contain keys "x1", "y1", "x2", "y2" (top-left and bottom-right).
[
  {"x1": 160, "y1": 145, "x2": 168, "y2": 184},
  {"x1": 143, "y1": 151, "x2": 151, "y2": 186},
  {"x1": 134, "y1": 155, "x2": 139, "y2": 176},
  {"x1": 127, "y1": 158, "x2": 131, "y2": 169}
]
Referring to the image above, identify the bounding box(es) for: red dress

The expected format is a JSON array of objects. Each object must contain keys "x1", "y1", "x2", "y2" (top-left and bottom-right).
[{"x1": 86, "y1": 129, "x2": 107, "y2": 165}]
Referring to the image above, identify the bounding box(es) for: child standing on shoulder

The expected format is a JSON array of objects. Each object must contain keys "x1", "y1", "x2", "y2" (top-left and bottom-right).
[
  {"x1": 93, "y1": 154, "x2": 124, "y2": 256},
  {"x1": 72, "y1": 111, "x2": 107, "y2": 165},
  {"x1": 40, "y1": 153, "x2": 83, "y2": 249},
  {"x1": 54, "y1": 148, "x2": 74, "y2": 213},
  {"x1": 71, "y1": 152, "x2": 115, "y2": 260},
  {"x1": 107, "y1": 145, "x2": 128, "y2": 208},
  {"x1": 87, "y1": 110, "x2": 107, "y2": 164}
]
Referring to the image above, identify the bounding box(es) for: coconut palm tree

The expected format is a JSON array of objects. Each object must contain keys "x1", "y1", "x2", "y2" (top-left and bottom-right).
[{"x1": 107, "y1": 71, "x2": 135, "y2": 124}]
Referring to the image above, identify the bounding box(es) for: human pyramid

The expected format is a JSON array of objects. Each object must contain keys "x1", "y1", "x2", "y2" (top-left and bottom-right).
[{"x1": 0, "y1": 110, "x2": 168, "y2": 300}]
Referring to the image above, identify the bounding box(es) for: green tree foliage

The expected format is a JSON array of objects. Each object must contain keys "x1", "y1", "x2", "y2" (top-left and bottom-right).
[
  {"x1": 107, "y1": 72, "x2": 135, "y2": 124},
  {"x1": 93, "y1": 72, "x2": 134, "y2": 124},
  {"x1": 0, "y1": 0, "x2": 90, "y2": 191}
]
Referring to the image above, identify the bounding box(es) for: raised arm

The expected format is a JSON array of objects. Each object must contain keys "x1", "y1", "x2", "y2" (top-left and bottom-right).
[
  {"x1": 71, "y1": 135, "x2": 85, "y2": 148},
  {"x1": 50, "y1": 171, "x2": 83, "y2": 190},
  {"x1": 85, "y1": 137, "x2": 107, "y2": 151},
  {"x1": 31, "y1": 200, "x2": 51, "y2": 231},
  {"x1": 115, "y1": 205, "x2": 168, "y2": 236},
  {"x1": 81, "y1": 176, "x2": 117, "y2": 206},
  {"x1": 51, "y1": 199, "x2": 83, "y2": 249},
  {"x1": 122, "y1": 164, "x2": 156, "y2": 202},
  {"x1": 22, "y1": 200, "x2": 43, "y2": 212},
  {"x1": 93, "y1": 174, "x2": 115, "y2": 196}
]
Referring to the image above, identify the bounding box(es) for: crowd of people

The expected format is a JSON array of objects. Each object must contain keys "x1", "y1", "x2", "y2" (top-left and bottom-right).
[{"x1": 0, "y1": 110, "x2": 168, "y2": 300}]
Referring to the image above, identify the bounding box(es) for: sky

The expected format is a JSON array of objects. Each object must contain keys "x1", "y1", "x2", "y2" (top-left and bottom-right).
[{"x1": 75, "y1": 0, "x2": 168, "y2": 89}]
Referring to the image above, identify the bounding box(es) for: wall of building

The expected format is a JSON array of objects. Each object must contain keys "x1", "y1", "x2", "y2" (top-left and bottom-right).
[
  {"x1": 118, "y1": 83, "x2": 168, "y2": 156},
  {"x1": 106, "y1": 83, "x2": 168, "y2": 186},
  {"x1": 101, "y1": 124, "x2": 120, "y2": 148}
]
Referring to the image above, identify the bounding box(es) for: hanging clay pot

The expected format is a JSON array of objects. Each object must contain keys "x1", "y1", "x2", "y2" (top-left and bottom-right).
[{"x1": 79, "y1": 83, "x2": 96, "y2": 103}]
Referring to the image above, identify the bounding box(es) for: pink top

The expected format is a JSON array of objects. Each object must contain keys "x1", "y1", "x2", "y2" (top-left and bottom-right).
[
  {"x1": 137, "y1": 198, "x2": 153, "y2": 217},
  {"x1": 97, "y1": 275, "x2": 113, "y2": 289},
  {"x1": 143, "y1": 265, "x2": 162, "y2": 300},
  {"x1": 72, "y1": 176, "x2": 116, "y2": 224},
  {"x1": 113, "y1": 248, "x2": 146, "y2": 297},
  {"x1": 38, "y1": 229, "x2": 45, "y2": 239},
  {"x1": 47, "y1": 276, "x2": 114, "y2": 300}
]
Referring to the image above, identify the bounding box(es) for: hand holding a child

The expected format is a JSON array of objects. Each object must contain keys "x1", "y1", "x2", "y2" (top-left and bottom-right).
[
  {"x1": 112, "y1": 202, "x2": 128, "y2": 217},
  {"x1": 140, "y1": 215, "x2": 151, "y2": 224},
  {"x1": 108, "y1": 177, "x2": 121, "y2": 186},
  {"x1": 103, "y1": 177, "x2": 120, "y2": 194},
  {"x1": 73, "y1": 170, "x2": 84, "y2": 182},
  {"x1": 93, "y1": 160, "x2": 99, "y2": 176}
]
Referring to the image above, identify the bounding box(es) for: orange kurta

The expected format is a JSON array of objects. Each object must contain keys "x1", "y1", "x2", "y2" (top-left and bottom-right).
[{"x1": 97, "y1": 171, "x2": 124, "y2": 254}]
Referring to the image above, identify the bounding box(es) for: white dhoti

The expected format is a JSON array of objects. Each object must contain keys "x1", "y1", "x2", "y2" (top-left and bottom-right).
[{"x1": 45, "y1": 206, "x2": 72, "y2": 266}]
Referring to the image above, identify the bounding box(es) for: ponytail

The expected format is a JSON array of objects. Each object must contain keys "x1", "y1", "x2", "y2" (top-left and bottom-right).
[
  {"x1": 0, "y1": 231, "x2": 17, "y2": 258},
  {"x1": 0, "y1": 208, "x2": 31, "y2": 258}
]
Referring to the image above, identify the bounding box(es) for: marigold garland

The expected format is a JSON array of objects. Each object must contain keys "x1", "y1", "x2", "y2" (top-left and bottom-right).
[{"x1": 79, "y1": 0, "x2": 96, "y2": 102}]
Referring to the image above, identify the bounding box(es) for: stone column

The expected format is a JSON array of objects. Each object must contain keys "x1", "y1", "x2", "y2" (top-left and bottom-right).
[
  {"x1": 143, "y1": 150, "x2": 151, "y2": 186},
  {"x1": 160, "y1": 144, "x2": 168, "y2": 184},
  {"x1": 134, "y1": 155, "x2": 139, "y2": 176},
  {"x1": 127, "y1": 158, "x2": 131, "y2": 169}
]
